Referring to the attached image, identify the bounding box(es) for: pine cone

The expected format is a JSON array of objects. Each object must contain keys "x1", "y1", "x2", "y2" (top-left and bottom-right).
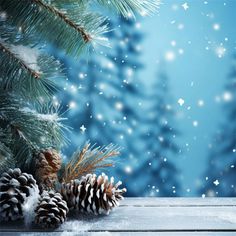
[
  {"x1": 35, "y1": 190, "x2": 68, "y2": 229},
  {"x1": 34, "y1": 149, "x2": 62, "y2": 191},
  {"x1": 0, "y1": 168, "x2": 39, "y2": 221},
  {"x1": 61, "y1": 173, "x2": 126, "y2": 215}
]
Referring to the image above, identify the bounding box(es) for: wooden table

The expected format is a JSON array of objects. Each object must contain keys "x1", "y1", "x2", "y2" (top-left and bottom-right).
[{"x1": 1, "y1": 198, "x2": 236, "y2": 235}]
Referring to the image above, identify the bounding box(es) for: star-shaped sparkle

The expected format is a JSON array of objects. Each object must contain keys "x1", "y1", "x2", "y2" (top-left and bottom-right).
[
  {"x1": 213, "y1": 179, "x2": 220, "y2": 186},
  {"x1": 80, "y1": 125, "x2": 86, "y2": 133},
  {"x1": 178, "y1": 98, "x2": 185, "y2": 106},
  {"x1": 182, "y1": 2, "x2": 189, "y2": 10}
]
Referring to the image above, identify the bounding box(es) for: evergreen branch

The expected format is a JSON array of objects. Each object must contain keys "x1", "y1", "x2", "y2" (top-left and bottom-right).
[
  {"x1": 0, "y1": 0, "x2": 108, "y2": 56},
  {"x1": 0, "y1": 141, "x2": 13, "y2": 172},
  {"x1": 0, "y1": 42, "x2": 64, "y2": 100},
  {"x1": 0, "y1": 128, "x2": 13, "y2": 172},
  {"x1": 48, "y1": 0, "x2": 161, "y2": 17},
  {"x1": 62, "y1": 142, "x2": 121, "y2": 183},
  {"x1": 0, "y1": 92, "x2": 68, "y2": 168},
  {"x1": 94, "y1": 0, "x2": 161, "y2": 17},
  {"x1": 0, "y1": 43, "x2": 40, "y2": 79},
  {"x1": 35, "y1": 0, "x2": 91, "y2": 43}
]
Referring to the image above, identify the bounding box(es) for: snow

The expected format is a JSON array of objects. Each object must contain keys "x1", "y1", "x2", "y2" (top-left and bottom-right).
[
  {"x1": 182, "y1": 3, "x2": 189, "y2": 11},
  {"x1": 20, "y1": 107, "x2": 62, "y2": 122},
  {"x1": 10, "y1": 45, "x2": 41, "y2": 72},
  {"x1": 80, "y1": 125, "x2": 86, "y2": 133},
  {"x1": 178, "y1": 98, "x2": 185, "y2": 106},
  {"x1": 22, "y1": 185, "x2": 40, "y2": 228},
  {"x1": 213, "y1": 180, "x2": 220, "y2": 186},
  {"x1": 213, "y1": 23, "x2": 220, "y2": 31},
  {"x1": 165, "y1": 51, "x2": 175, "y2": 61}
]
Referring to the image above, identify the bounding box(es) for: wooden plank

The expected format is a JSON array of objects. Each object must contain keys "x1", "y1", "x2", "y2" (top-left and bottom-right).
[
  {"x1": 1, "y1": 198, "x2": 236, "y2": 234},
  {"x1": 1, "y1": 206, "x2": 236, "y2": 231},
  {"x1": 120, "y1": 198, "x2": 236, "y2": 207},
  {"x1": 2, "y1": 233, "x2": 236, "y2": 236}
]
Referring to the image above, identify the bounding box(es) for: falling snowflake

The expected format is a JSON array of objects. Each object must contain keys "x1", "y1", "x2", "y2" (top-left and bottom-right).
[
  {"x1": 213, "y1": 180, "x2": 220, "y2": 186},
  {"x1": 178, "y1": 98, "x2": 185, "y2": 106},
  {"x1": 182, "y1": 2, "x2": 189, "y2": 10},
  {"x1": 80, "y1": 125, "x2": 86, "y2": 133}
]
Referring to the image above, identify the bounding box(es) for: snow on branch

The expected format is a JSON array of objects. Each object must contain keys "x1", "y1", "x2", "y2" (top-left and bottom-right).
[{"x1": 0, "y1": 0, "x2": 108, "y2": 57}]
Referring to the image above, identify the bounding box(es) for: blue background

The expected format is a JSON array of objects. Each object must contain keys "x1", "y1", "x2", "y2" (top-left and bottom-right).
[
  {"x1": 55, "y1": 0, "x2": 236, "y2": 196},
  {"x1": 142, "y1": 0, "x2": 236, "y2": 195}
]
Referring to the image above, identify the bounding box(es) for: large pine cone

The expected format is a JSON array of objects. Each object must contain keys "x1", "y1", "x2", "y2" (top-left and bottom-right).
[
  {"x1": 34, "y1": 149, "x2": 62, "y2": 191},
  {"x1": 35, "y1": 190, "x2": 68, "y2": 228},
  {"x1": 61, "y1": 173, "x2": 126, "y2": 215},
  {"x1": 0, "y1": 168, "x2": 39, "y2": 221}
]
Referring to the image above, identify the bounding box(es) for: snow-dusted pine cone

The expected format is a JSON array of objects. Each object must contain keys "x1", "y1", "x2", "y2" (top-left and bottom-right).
[
  {"x1": 61, "y1": 173, "x2": 127, "y2": 215},
  {"x1": 34, "y1": 149, "x2": 62, "y2": 191},
  {"x1": 0, "y1": 168, "x2": 39, "y2": 221},
  {"x1": 35, "y1": 190, "x2": 68, "y2": 228}
]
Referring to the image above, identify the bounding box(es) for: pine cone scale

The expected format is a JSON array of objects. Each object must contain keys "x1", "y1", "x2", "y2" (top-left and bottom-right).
[
  {"x1": 35, "y1": 190, "x2": 68, "y2": 229},
  {"x1": 61, "y1": 173, "x2": 126, "y2": 215},
  {"x1": 34, "y1": 149, "x2": 62, "y2": 191},
  {"x1": 0, "y1": 168, "x2": 39, "y2": 222}
]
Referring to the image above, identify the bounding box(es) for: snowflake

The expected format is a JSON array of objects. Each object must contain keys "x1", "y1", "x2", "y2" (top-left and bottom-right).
[
  {"x1": 80, "y1": 125, "x2": 86, "y2": 133},
  {"x1": 213, "y1": 179, "x2": 220, "y2": 186},
  {"x1": 178, "y1": 98, "x2": 185, "y2": 106},
  {"x1": 182, "y1": 2, "x2": 189, "y2": 10},
  {"x1": 213, "y1": 23, "x2": 220, "y2": 31}
]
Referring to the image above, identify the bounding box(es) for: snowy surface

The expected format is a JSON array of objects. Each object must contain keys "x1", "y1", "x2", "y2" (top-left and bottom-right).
[{"x1": 1, "y1": 198, "x2": 236, "y2": 235}]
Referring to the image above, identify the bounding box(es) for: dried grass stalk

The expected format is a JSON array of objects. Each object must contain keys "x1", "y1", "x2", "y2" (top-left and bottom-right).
[{"x1": 62, "y1": 142, "x2": 121, "y2": 183}]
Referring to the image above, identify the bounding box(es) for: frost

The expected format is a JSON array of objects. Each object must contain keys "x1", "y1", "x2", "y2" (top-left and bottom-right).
[
  {"x1": 20, "y1": 107, "x2": 61, "y2": 122},
  {"x1": 59, "y1": 217, "x2": 129, "y2": 234},
  {"x1": 10, "y1": 45, "x2": 41, "y2": 72},
  {"x1": 36, "y1": 113, "x2": 60, "y2": 122},
  {"x1": 59, "y1": 220, "x2": 92, "y2": 233}
]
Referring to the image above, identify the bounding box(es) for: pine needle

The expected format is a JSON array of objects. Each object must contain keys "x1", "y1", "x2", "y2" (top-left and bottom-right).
[
  {"x1": 0, "y1": 0, "x2": 108, "y2": 57},
  {"x1": 0, "y1": 128, "x2": 14, "y2": 173},
  {"x1": 62, "y1": 142, "x2": 121, "y2": 183}
]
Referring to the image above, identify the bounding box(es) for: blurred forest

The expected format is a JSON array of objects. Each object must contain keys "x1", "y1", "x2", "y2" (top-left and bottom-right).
[{"x1": 50, "y1": 1, "x2": 236, "y2": 197}]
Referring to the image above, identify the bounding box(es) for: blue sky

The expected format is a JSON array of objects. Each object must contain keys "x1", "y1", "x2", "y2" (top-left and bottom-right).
[{"x1": 140, "y1": 0, "x2": 236, "y2": 195}]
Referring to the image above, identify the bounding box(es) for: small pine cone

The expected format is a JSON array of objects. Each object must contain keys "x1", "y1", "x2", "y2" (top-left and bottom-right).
[
  {"x1": 35, "y1": 190, "x2": 68, "y2": 229},
  {"x1": 0, "y1": 168, "x2": 39, "y2": 221},
  {"x1": 34, "y1": 149, "x2": 62, "y2": 191},
  {"x1": 61, "y1": 173, "x2": 127, "y2": 215}
]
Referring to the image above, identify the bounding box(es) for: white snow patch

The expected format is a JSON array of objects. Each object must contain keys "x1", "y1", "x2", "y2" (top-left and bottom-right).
[
  {"x1": 20, "y1": 107, "x2": 63, "y2": 122},
  {"x1": 22, "y1": 185, "x2": 40, "y2": 227},
  {"x1": 10, "y1": 45, "x2": 41, "y2": 72},
  {"x1": 59, "y1": 217, "x2": 129, "y2": 234},
  {"x1": 59, "y1": 220, "x2": 92, "y2": 233}
]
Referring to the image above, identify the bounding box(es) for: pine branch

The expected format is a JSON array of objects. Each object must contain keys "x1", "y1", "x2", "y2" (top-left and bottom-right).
[
  {"x1": 94, "y1": 0, "x2": 161, "y2": 17},
  {"x1": 35, "y1": 0, "x2": 91, "y2": 42},
  {"x1": 61, "y1": 142, "x2": 121, "y2": 183},
  {"x1": 49, "y1": 0, "x2": 161, "y2": 18},
  {"x1": 0, "y1": 0, "x2": 108, "y2": 57},
  {"x1": 0, "y1": 43, "x2": 40, "y2": 79},
  {"x1": 0, "y1": 128, "x2": 13, "y2": 172},
  {"x1": 0, "y1": 42, "x2": 65, "y2": 100},
  {"x1": 0, "y1": 91, "x2": 68, "y2": 168}
]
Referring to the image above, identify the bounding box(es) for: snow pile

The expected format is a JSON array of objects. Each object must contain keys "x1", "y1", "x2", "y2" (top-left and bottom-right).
[
  {"x1": 10, "y1": 45, "x2": 40, "y2": 72},
  {"x1": 22, "y1": 185, "x2": 40, "y2": 227}
]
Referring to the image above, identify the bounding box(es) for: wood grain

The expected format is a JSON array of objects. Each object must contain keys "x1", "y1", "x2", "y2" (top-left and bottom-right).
[{"x1": 1, "y1": 198, "x2": 236, "y2": 235}]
